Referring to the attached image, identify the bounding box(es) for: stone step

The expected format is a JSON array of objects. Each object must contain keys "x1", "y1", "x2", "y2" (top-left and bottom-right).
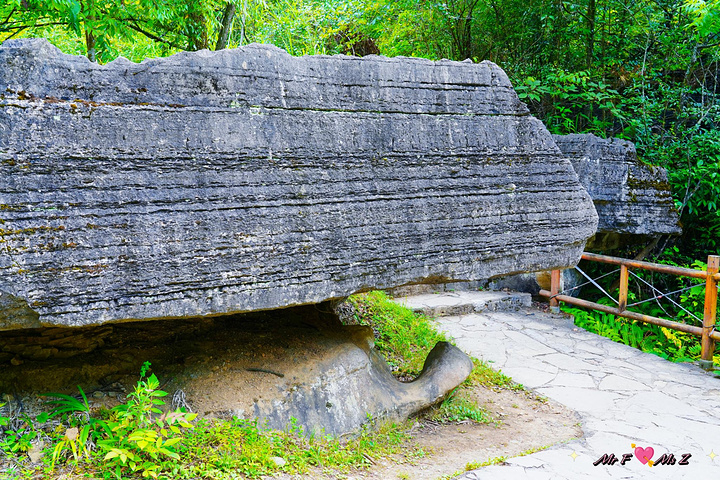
[{"x1": 392, "y1": 290, "x2": 531, "y2": 318}]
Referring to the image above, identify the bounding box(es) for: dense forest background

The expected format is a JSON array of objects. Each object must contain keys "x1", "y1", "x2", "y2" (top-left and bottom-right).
[{"x1": 2, "y1": 0, "x2": 719, "y2": 262}]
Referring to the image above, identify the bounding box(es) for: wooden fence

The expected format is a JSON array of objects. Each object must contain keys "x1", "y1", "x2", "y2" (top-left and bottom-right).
[{"x1": 539, "y1": 252, "x2": 720, "y2": 369}]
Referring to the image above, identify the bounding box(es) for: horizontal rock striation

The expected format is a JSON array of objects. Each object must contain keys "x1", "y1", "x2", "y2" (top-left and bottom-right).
[
  {"x1": 0, "y1": 39, "x2": 597, "y2": 329},
  {"x1": 553, "y1": 133, "x2": 680, "y2": 249}
]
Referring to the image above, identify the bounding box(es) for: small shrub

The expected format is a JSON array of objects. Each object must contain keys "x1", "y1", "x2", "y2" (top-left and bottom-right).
[{"x1": 97, "y1": 362, "x2": 196, "y2": 479}]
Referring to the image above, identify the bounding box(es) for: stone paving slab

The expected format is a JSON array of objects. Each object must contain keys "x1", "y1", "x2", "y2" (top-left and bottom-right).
[
  {"x1": 394, "y1": 296, "x2": 720, "y2": 479},
  {"x1": 392, "y1": 291, "x2": 531, "y2": 318}
]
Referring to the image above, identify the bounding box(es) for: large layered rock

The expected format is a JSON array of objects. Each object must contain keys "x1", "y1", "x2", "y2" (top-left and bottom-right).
[
  {"x1": 553, "y1": 133, "x2": 681, "y2": 249},
  {"x1": 0, "y1": 39, "x2": 597, "y2": 329}
]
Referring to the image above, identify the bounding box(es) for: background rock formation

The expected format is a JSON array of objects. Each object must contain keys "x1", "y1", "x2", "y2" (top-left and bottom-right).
[
  {"x1": 486, "y1": 134, "x2": 681, "y2": 296},
  {"x1": 0, "y1": 39, "x2": 597, "y2": 329},
  {"x1": 553, "y1": 133, "x2": 681, "y2": 250}
]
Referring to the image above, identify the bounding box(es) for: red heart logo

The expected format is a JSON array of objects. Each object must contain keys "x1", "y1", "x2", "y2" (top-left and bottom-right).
[{"x1": 635, "y1": 446, "x2": 654, "y2": 465}]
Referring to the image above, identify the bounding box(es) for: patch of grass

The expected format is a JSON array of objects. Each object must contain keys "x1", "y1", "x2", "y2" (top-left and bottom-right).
[
  {"x1": 346, "y1": 291, "x2": 448, "y2": 376},
  {"x1": 465, "y1": 455, "x2": 508, "y2": 469},
  {"x1": 440, "y1": 444, "x2": 557, "y2": 479},
  {"x1": 429, "y1": 390, "x2": 490, "y2": 423},
  {"x1": 173, "y1": 416, "x2": 412, "y2": 478},
  {"x1": 346, "y1": 291, "x2": 520, "y2": 425},
  {"x1": 466, "y1": 358, "x2": 524, "y2": 390},
  {"x1": 438, "y1": 455, "x2": 508, "y2": 480}
]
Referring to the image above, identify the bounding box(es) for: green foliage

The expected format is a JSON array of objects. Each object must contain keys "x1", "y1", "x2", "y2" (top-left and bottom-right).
[
  {"x1": 515, "y1": 69, "x2": 622, "y2": 134},
  {"x1": 96, "y1": 362, "x2": 196, "y2": 479},
  {"x1": 430, "y1": 390, "x2": 489, "y2": 424},
  {"x1": 347, "y1": 290, "x2": 449, "y2": 376},
  {"x1": 39, "y1": 363, "x2": 197, "y2": 478},
  {"x1": 0, "y1": 402, "x2": 40, "y2": 458},
  {"x1": 685, "y1": 0, "x2": 720, "y2": 36},
  {"x1": 565, "y1": 306, "x2": 711, "y2": 364},
  {"x1": 45, "y1": 386, "x2": 97, "y2": 468},
  {"x1": 1, "y1": 1, "x2": 235, "y2": 62}
]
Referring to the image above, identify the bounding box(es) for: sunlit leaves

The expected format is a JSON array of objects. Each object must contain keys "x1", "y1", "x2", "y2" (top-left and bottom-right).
[{"x1": 684, "y1": 0, "x2": 720, "y2": 36}]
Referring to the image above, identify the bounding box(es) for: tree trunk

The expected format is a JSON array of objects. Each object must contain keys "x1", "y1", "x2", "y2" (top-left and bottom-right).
[
  {"x1": 585, "y1": 0, "x2": 596, "y2": 68},
  {"x1": 187, "y1": 2, "x2": 209, "y2": 51},
  {"x1": 85, "y1": 29, "x2": 97, "y2": 62},
  {"x1": 83, "y1": 0, "x2": 96, "y2": 62},
  {"x1": 215, "y1": 2, "x2": 236, "y2": 51},
  {"x1": 85, "y1": 28, "x2": 96, "y2": 62}
]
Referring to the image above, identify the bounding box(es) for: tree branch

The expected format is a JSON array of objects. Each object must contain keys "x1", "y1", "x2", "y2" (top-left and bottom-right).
[
  {"x1": 1, "y1": 8, "x2": 16, "y2": 28},
  {"x1": 562, "y1": 1, "x2": 590, "y2": 23},
  {"x1": 697, "y1": 41, "x2": 720, "y2": 50},
  {"x1": 124, "y1": 21, "x2": 185, "y2": 50},
  {"x1": 3, "y1": 25, "x2": 28, "y2": 41}
]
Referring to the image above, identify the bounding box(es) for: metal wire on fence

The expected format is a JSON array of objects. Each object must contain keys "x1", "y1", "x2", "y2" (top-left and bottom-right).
[{"x1": 540, "y1": 252, "x2": 719, "y2": 370}]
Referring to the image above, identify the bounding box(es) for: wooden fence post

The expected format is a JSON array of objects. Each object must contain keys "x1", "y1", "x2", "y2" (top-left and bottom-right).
[
  {"x1": 550, "y1": 269, "x2": 561, "y2": 313},
  {"x1": 618, "y1": 264, "x2": 629, "y2": 312},
  {"x1": 700, "y1": 255, "x2": 719, "y2": 370}
]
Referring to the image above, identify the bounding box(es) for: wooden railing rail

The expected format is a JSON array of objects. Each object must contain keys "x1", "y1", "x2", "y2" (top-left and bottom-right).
[{"x1": 540, "y1": 252, "x2": 719, "y2": 370}]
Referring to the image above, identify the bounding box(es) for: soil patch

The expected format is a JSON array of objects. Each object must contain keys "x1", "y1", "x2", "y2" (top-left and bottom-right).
[{"x1": 269, "y1": 385, "x2": 581, "y2": 480}]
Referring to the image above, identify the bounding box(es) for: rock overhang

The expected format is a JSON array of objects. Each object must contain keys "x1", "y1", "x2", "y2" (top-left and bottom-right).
[{"x1": 0, "y1": 38, "x2": 598, "y2": 329}]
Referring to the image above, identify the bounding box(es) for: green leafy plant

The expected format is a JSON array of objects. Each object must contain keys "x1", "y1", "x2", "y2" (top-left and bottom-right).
[
  {"x1": 97, "y1": 362, "x2": 196, "y2": 479},
  {"x1": 0, "y1": 401, "x2": 40, "y2": 457},
  {"x1": 45, "y1": 385, "x2": 106, "y2": 469}
]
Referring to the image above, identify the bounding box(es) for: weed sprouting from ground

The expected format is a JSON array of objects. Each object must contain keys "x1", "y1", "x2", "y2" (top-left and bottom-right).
[{"x1": 429, "y1": 390, "x2": 490, "y2": 423}]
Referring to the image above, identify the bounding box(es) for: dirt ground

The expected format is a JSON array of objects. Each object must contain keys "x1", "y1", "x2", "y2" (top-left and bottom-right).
[
  {"x1": 367, "y1": 389, "x2": 580, "y2": 480},
  {"x1": 0, "y1": 304, "x2": 582, "y2": 479},
  {"x1": 268, "y1": 385, "x2": 581, "y2": 480}
]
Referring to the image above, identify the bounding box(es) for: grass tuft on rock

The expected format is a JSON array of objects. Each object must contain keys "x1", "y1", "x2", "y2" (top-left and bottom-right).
[
  {"x1": 346, "y1": 290, "x2": 448, "y2": 376},
  {"x1": 345, "y1": 291, "x2": 523, "y2": 424}
]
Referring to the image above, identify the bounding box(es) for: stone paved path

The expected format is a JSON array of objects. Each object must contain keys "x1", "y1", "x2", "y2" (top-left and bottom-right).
[{"x1": 396, "y1": 292, "x2": 720, "y2": 479}]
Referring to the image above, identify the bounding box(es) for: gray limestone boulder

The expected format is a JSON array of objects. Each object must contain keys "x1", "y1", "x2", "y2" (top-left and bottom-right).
[
  {"x1": 0, "y1": 39, "x2": 597, "y2": 329},
  {"x1": 553, "y1": 133, "x2": 681, "y2": 250},
  {"x1": 253, "y1": 337, "x2": 473, "y2": 435}
]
